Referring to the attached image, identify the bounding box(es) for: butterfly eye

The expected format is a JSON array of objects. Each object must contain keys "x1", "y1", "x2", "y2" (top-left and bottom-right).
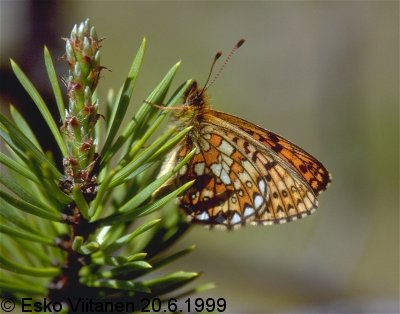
[
  {"x1": 186, "y1": 91, "x2": 203, "y2": 107},
  {"x1": 194, "y1": 93, "x2": 204, "y2": 106}
]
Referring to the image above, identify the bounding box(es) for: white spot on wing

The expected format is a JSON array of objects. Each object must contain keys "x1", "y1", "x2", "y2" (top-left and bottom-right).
[
  {"x1": 220, "y1": 169, "x2": 231, "y2": 184},
  {"x1": 304, "y1": 197, "x2": 312, "y2": 209},
  {"x1": 277, "y1": 180, "x2": 286, "y2": 192},
  {"x1": 242, "y1": 160, "x2": 254, "y2": 173},
  {"x1": 244, "y1": 206, "x2": 255, "y2": 217},
  {"x1": 230, "y1": 213, "x2": 241, "y2": 225},
  {"x1": 194, "y1": 162, "x2": 205, "y2": 176},
  {"x1": 238, "y1": 171, "x2": 252, "y2": 185},
  {"x1": 258, "y1": 180, "x2": 266, "y2": 195},
  {"x1": 197, "y1": 212, "x2": 209, "y2": 221},
  {"x1": 254, "y1": 195, "x2": 264, "y2": 209},
  {"x1": 222, "y1": 154, "x2": 233, "y2": 167},
  {"x1": 297, "y1": 202, "x2": 306, "y2": 212},
  {"x1": 203, "y1": 189, "x2": 214, "y2": 198},
  {"x1": 199, "y1": 138, "x2": 210, "y2": 151},
  {"x1": 179, "y1": 164, "x2": 187, "y2": 175},
  {"x1": 210, "y1": 163, "x2": 222, "y2": 176},
  {"x1": 191, "y1": 192, "x2": 199, "y2": 200},
  {"x1": 219, "y1": 140, "x2": 234, "y2": 156}
]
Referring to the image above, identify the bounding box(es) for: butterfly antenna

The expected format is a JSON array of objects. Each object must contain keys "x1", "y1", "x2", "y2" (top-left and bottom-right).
[
  {"x1": 200, "y1": 51, "x2": 223, "y2": 94},
  {"x1": 204, "y1": 39, "x2": 245, "y2": 91}
]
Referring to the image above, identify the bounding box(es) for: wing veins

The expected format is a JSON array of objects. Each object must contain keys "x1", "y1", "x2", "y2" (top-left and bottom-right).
[
  {"x1": 203, "y1": 129, "x2": 263, "y2": 217},
  {"x1": 204, "y1": 113, "x2": 327, "y2": 192},
  {"x1": 203, "y1": 122, "x2": 272, "y2": 218}
]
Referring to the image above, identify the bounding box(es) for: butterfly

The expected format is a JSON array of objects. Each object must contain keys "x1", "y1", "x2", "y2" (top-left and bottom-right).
[{"x1": 158, "y1": 39, "x2": 331, "y2": 229}]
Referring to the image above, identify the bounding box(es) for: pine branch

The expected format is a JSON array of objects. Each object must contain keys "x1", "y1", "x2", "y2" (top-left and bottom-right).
[{"x1": 0, "y1": 18, "x2": 212, "y2": 313}]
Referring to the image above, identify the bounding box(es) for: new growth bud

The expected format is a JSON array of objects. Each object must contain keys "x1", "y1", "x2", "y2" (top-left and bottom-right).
[{"x1": 61, "y1": 18, "x2": 102, "y2": 195}]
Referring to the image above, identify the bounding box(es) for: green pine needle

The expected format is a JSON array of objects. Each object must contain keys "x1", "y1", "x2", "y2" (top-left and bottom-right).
[
  {"x1": 10, "y1": 59, "x2": 68, "y2": 157},
  {"x1": 44, "y1": 46, "x2": 66, "y2": 120}
]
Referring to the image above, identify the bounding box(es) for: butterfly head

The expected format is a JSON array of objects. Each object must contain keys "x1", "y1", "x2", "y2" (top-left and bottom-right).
[
  {"x1": 172, "y1": 81, "x2": 208, "y2": 126},
  {"x1": 184, "y1": 81, "x2": 208, "y2": 108}
]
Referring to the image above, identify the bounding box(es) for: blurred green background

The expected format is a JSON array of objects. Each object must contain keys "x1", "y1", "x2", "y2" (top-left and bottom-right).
[{"x1": 1, "y1": 1, "x2": 398, "y2": 313}]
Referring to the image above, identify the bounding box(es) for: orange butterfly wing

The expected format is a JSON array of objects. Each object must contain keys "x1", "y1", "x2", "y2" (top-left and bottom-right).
[
  {"x1": 171, "y1": 128, "x2": 270, "y2": 228},
  {"x1": 210, "y1": 110, "x2": 332, "y2": 195}
]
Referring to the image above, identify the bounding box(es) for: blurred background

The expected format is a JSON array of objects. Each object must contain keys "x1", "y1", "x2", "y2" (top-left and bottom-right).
[{"x1": 1, "y1": 1, "x2": 398, "y2": 313}]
